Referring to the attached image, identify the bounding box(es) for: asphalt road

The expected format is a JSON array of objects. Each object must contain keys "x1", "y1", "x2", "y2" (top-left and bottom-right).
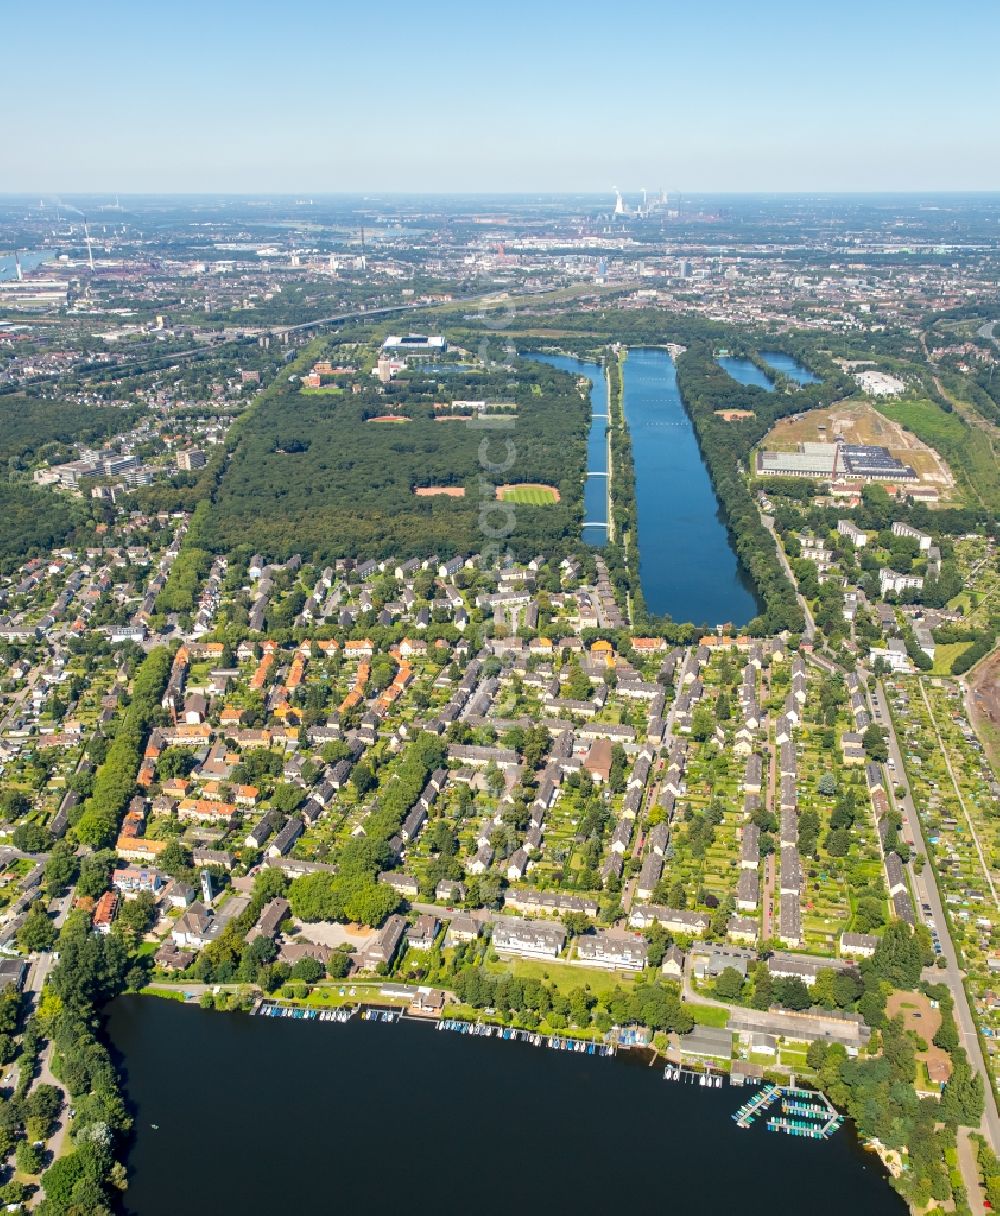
[
  {"x1": 761, "y1": 514, "x2": 815, "y2": 641},
  {"x1": 12, "y1": 284, "x2": 562, "y2": 389},
  {"x1": 871, "y1": 676, "x2": 1000, "y2": 1153}
]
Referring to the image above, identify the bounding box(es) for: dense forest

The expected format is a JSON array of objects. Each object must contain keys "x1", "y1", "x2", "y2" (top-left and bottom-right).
[
  {"x1": 461, "y1": 309, "x2": 849, "y2": 633},
  {"x1": 0, "y1": 396, "x2": 141, "y2": 471},
  {"x1": 672, "y1": 337, "x2": 852, "y2": 633},
  {"x1": 0, "y1": 483, "x2": 86, "y2": 571},
  {"x1": 204, "y1": 356, "x2": 591, "y2": 564},
  {"x1": 0, "y1": 396, "x2": 136, "y2": 568}
]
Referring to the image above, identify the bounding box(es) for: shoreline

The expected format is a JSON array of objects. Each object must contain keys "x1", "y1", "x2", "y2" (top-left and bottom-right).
[{"x1": 129, "y1": 986, "x2": 906, "y2": 1206}]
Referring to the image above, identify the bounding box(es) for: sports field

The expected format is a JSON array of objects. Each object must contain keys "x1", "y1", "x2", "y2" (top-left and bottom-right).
[{"x1": 496, "y1": 483, "x2": 560, "y2": 504}]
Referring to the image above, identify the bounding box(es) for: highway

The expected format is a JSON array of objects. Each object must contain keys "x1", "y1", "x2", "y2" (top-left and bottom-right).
[
  {"x1": 49, "y1": 300, "x2": 432, "y2": 384},
  {"x1": 15, "y1": 284, "x2": 560, "y2": 388}
]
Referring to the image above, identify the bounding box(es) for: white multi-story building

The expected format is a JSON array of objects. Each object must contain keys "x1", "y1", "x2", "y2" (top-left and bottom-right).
[
  {"x1": 837, "y1": 520, "x2": 868, "y2": 548},
  {"x1": 880, "y1": 568, "x2": 924, "y2": 597}
]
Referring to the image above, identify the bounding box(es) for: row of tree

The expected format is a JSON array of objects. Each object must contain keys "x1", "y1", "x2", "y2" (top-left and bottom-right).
[
  {"x1": 71, "y1": 647, "x2": 173, "y2": 847},
  {"x1": 451, "y1": 958, "x2": 694, "y2": 1035}
]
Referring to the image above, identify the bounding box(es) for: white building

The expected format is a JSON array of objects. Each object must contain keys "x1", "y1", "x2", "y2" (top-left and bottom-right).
[
  {"x1": 381, "y1": 334, "x2": 446, "y2": 358},
  {"x1": 891, "y1": 521, "x2": 932, "y2": 551},
  {"x1": 880, "y1": 568, "x2": 924, "y2": 598},
  {"x1": 856, "y1": 369, "x2": 905, "y2": 397},
  {"x1": 870, "y1": 638, "x2": 912, "y2": 673},
  {"x1": 492, "y1": 916, "x2": 565, "y2": 960},
  {"x1": 837, "y1": 520, "x2": 868, "y2": 548}
]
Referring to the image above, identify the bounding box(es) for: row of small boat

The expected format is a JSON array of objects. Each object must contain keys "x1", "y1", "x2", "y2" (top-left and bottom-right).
[
  {"x1": 253, "y1": 1003, "x2": 367, "y2": 1023},
  {"x1": 437, "y1": 1019, "x2": 614, "y2": 1056},
  {"x1": 664, "y1": 1065, "x2": 723, "y2": 1086}
]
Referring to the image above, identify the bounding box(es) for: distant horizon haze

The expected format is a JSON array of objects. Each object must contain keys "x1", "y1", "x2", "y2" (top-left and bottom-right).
[
  {"x1": 4, "y1": 190, "x2": 1000, "y2": 198},
  {"x1": 6, "y1": 0, "x2": 1000, "y2": 194}
]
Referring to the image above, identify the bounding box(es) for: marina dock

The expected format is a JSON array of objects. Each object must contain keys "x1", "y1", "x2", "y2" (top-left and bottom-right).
[
  {"x1": 663, "y1": 1064, "x2": 723, "y2": 1086},
  {"x1": 731, "y1": 1082, "x2": 842, "y2": 1139},
  {"x1": 732, "y1": 1083, "x2": 781, "y2": 1127},
  {"x1": 251, "y1": 1003, "x2": 615, "y2": 1056},
  {"x1": 250, "y1": 1002, "x2": 842, "y2": 1140},
  {"x1": 438, "y1": 1019, "x2": 615, "y2": 1056}
]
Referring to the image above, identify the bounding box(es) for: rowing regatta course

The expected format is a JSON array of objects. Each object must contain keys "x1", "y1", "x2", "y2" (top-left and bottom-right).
[{"x1": 107, "y1": 995, "x2": 904, "y2": 1215}]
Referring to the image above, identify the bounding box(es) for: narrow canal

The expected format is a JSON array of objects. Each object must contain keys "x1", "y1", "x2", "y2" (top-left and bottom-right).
[
  {"x1": 522, "y1": 351, "x2": 609, "y2": 547},
  {"x1": 622, "y1": 348, "x2": 759, "y2": 627}
]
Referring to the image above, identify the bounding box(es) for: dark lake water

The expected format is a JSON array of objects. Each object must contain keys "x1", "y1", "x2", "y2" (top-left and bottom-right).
[
  {"x1": 523, "y1": 351, "x2": 608, "y2": 546},
  {"x1": 717, "y1": 355, "x2": 776, "y2": 391},
  {"x1": 623, "y1": 348, "x2": 759, "y2": 626},
  {"x1": 106, "y1": 997, "x2": 904, "y2": 1216},
  {"x1": 760, "y1": 350, "x2": 820, "y2": 384}
]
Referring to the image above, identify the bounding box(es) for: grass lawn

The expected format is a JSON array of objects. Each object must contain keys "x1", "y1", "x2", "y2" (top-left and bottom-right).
[
  {"x1": 141, "y1": 986, "x2": 189, "y2": 1003},
  {"x1": 779, "y1": 1048, "x2": 809, "y2": 1068},
  {"x1": 875, "y1": 396, "x2": 1000, "y2": 511},
  {"x1": 305, "y1": 985, "x2": 406, "y2": 1008},
  {"x1": 485, "y1": 956, "x2": 632, "y2": 996},
  {"x1": 497, "y1": 484, "x2": 559, "y2": 505},
  {"x1": 689, "y1": 1003, "x2": 731, "y2": 1028},
  {"x1": 931, "y1": 642, "x2": 972, "y2": 676}
]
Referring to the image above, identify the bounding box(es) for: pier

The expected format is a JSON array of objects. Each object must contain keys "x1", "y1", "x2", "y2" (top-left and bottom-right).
[
  {"x1": 254, "y1": 1001, "x2": 359, "y2": 1023},
  {"x1": 767, "y1": 1115, "x2": 844, "y2": 1140},
  {"x1": 250, "y1": 1000, "x2": 842, "y2": 1140},
  {"x1": 251, "y1": 1003, "x2": 616, "y2": 1058},
  {"x1": 438, "y1": 1019, "x2": 615, "y2": 1057},
  {"x1": 732, "y1": 1084, "x2": 843, "y2": 1139},
  {"x1": 732, "y1": 1083, "x2": 781, "y2": 1127},
  {"x1": 663, "y1": 1064, "x2": 723, "y2": 1086}
]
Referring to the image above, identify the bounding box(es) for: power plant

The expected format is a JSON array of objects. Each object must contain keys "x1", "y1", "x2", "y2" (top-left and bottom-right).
[{"x1": 611, "y1": 187, "x2": 675, "y2": 220}]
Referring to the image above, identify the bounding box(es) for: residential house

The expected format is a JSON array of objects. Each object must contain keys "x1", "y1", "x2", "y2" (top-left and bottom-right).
[
  {"x1": 407, "y1": 914, "x2": 439, "y2": 951},
  {"x1": 575, "y1": 929, "x2": 648, "y2": 972},
  {"x1": 492, "y1": 916, "x2": 566, "y2": 960}
]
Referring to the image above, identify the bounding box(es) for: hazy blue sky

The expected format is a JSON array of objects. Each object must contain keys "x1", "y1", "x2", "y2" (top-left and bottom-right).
[{"x1": 7, "y1": 0, "x2": 1000, "y2": 193}]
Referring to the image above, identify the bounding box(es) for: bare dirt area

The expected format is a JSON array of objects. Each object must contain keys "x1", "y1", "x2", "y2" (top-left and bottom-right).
[
  {"x1": 967, "y1": 647, "x2": 1000, "y2": 769},
  {"x1": 763, "y1": 400, "x2": 955, "y2": 491},
  {"x1": 886, "y1": 990, "x2": 952, "y2": 1085},
  {"x1": 715, "y1": 409, "x2": 756, "y2": 421},
  {"x1": 296, "y1": 921, "x2": 374, "y2": 950},
  {"x1": 413, "y1": 486, "x2": 466, "y2": 498}
]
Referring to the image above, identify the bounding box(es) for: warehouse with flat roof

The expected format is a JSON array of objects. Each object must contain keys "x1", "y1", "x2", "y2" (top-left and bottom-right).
[
  {"x1": 839, "y1": 444, "x2": 916, "y2": 480},
  {"x1": 756, "y1": 444, "x2": 836, "y2": 478},
  {"x1": 757, "y1": 440, "x2": 916, "y2": 482}
]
